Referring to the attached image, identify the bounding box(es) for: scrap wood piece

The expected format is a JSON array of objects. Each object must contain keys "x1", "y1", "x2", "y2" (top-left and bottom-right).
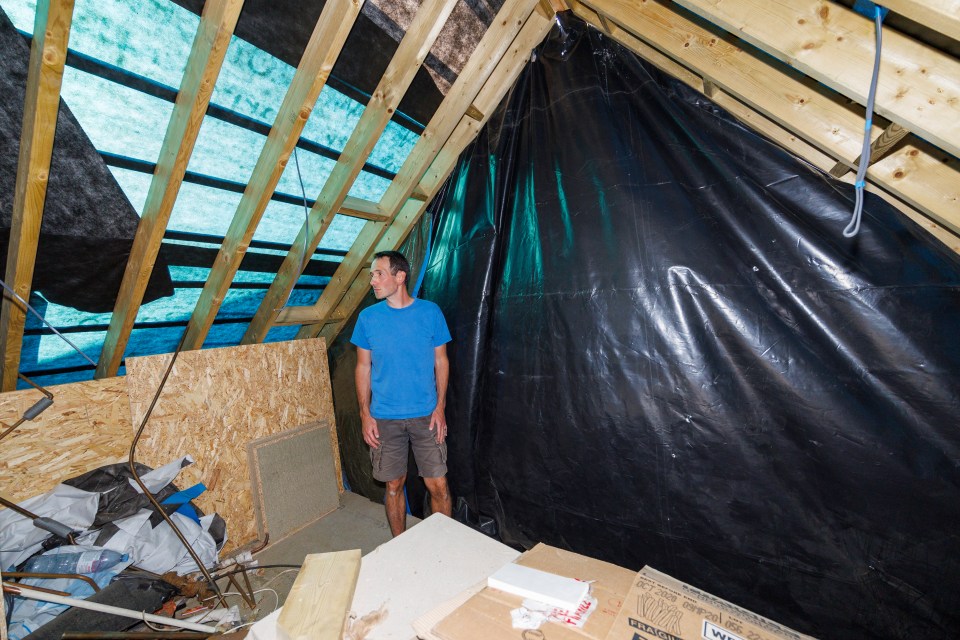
[{"x1": 276, "y1": 550, "x2": 361, "y2": 640}]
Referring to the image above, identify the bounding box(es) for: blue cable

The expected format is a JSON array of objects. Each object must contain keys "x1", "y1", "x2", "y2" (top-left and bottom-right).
[{"x1": 843, "y1": 6, "x2": 886, "y2": 238}]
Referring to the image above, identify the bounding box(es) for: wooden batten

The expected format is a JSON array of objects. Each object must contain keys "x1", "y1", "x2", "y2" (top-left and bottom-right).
[
  {"x1": 0, "y1": 0, "x2": 76, "y2": 392},
  {"x1": 340, "y1": 196, "x2": 387, "y2": 221},
  {"x1": 180, "y1": 0, "x2": 364, "y2": 353},
  {"x1": 242, "y1": 0, "x2": 461, "y2": 345},
  {"x1": 829, "y1": 122, "x2": 909, "y2": 177},
  {"x1": 670, "y1": 0, "x2": 960, "y2": 159},
  {"x1": 276, "y1": 550, "x2": 361, "y2": 640},
  {"x1": 95, "y1": 0, "x2": 243, "y2": 378},
  {"x1": 278, "y1": 0, "x2": 544, "y2": 334}
]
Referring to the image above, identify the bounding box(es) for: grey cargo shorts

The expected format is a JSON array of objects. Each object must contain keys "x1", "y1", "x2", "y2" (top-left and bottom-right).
[{"x1": 370, "y1": 415, "x2": 447, "y2": 482}]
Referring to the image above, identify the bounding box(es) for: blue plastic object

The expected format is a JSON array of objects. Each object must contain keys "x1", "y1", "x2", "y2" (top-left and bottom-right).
[
  {"x1": 24, "y1": 549, "x2": 127, "y2": 575},
  {"x1": 852, "y1": 0, "x2": 888, "y2": 20}
]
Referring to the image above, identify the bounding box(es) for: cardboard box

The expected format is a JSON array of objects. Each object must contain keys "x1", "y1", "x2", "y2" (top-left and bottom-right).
[
  {"x1": 426, "y1": 543, "x2": 637, "y2": 640},
  {"x1": 605, "y1": 567, "x2": 817, "y2": 640}
]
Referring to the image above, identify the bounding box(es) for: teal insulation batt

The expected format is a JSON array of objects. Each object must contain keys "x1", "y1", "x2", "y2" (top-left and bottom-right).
[{"x1": 379, "y1": 13, "x2": 960, "y2": 640}]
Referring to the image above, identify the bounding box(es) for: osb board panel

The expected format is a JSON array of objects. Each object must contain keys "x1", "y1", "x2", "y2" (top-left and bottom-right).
[
  {"x1": 0, "y1": 377, "x2": 130, "y2": 504},
  {"x1": 125, "y1": 339, "x2": 340, "y2": 552}
]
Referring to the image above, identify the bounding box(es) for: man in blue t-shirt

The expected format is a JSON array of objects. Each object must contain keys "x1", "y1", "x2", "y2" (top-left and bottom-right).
[{"x1": 350, "y1": 250, "x2": 452, "y2": 535}]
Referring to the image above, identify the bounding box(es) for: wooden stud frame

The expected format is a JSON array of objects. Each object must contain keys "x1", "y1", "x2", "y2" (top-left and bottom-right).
[
  {"x1": 95, "y1": 0, "x2": 244, "y2": 378},
  {"x1": 265, "y1": 0, "x2": 550, "y2": 335},
  {"x1": 178, "y1": 0, "x2": 365, "y2": 353},
  {"x1": 242, "y1": 0, "x2": 487, "y2": 345}
]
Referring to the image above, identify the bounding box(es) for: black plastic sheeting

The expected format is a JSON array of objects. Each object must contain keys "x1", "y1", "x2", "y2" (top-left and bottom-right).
[
  {"x1": 410, "y1": 16, "x2": 960, "y2": 640},
  {"x1": 0, "y1": 9, "x2": 172, "y2": 313}
]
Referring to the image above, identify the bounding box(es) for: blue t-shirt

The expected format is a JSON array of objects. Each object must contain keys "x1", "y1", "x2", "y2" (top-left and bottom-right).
[{"x1": 350, "y1": 299, "x2": 452, "y2": 419}]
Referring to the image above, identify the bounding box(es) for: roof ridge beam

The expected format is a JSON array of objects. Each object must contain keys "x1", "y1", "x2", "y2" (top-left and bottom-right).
[
  {"x1": 1, "y1": 0, "x2": 77, "y2": 391},
  {"x1": 242, "y1": 0, "x2": 463, "y2": 345}
]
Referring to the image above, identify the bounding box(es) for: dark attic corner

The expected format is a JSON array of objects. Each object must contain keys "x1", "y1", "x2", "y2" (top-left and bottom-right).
[{"x1": 1, "y1": 1, "x2": 959, "y2": 640}]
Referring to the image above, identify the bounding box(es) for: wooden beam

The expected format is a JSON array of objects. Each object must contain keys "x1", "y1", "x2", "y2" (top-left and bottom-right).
[
  {"x1": 0, "y1": 0, "x2": 76, "y2": 392},
  {"x1": 177, "y1": 0, "x2": 364, "y2": 352},
  {"x1": 94, "y1": 0, "x2": 243, "y2": 377},
  {"x1": 669, "y1": 0, "x2": 960, "y2": 159},
  {"x1": 829, "y1": 122, "x2": 909, "y2": 177},
  {"x1": 275, "y1": 550, "x2": 361, "y2": 640},
  {"x1": 242, "y1": 0, "x2": 461, "y2": 345},
  {"x1": 276, "y1": 0, "x2": 545, "y2": 332},
  {"x1": 879, "y1": 0, "x2": 960, "y2": 43},
  {"x1": 340, "y1": 195, "x2": 386, "y2": 221},
  {"x1": 572, "y1": 0, "x2": 960, "y2": 251},
  {"x1": 573, "y1": 3, "x2": 836, "y2": 171},
  {"x1": 298, "y1": 9, "x2": 557, "y2": 341}
]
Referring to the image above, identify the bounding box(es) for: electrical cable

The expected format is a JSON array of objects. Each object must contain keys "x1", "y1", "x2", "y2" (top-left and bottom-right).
[
  {"x1": 280, "y1": 146, "x2": 313, "y2": 311},
  {"x1": 843, "y1": 6, "x2": 885, "y2": 238},
  {"x1": 126, "y1": 329, "x2": 226, "y2": 608},
  {"x1": 0, "y1": 278, "x2": 98, "y2": 367}
]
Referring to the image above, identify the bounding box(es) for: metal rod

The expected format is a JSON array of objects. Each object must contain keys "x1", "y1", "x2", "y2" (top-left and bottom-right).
[
  {"x1": 3, "y1": 571, "x2": 100, "y2": 592},
  {"x1": 63, "y1": 634, "x2": 211, "y2": 640},
  {"x1": 60, "y1": 633, "x2": 211, "y2": 640},
  {"x1": 2, "y1": 581, "x2": 69, "y2": 597},
  {"x1": 126, "y1": 330, "x2": 225, "y2": 607},
  {"x1": 5, "y1": 584, "x2": 218, "y2": 633}
]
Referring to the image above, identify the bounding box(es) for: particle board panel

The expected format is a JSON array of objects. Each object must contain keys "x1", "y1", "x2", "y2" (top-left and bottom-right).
[
  {"x1": 0, "y1": 377, "x2": 130, "y2": 505},
  {"x1": 125, "y1": 339, "x2": 339, "y2": 551},
  {"x1": 247, "y1": 421, "x2": 340, "y2": 545}
]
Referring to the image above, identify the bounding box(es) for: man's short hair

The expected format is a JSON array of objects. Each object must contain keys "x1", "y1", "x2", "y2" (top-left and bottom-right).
[{"x1": 374, "y1": 250, "x2": 411, "y2": 280}]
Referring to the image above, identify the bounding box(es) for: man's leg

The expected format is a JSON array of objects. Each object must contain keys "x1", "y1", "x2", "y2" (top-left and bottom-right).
[
  {"x1": 384, "y1": 474, "x2": 408, "y2": 536},
  {"x1": 423, "y1": 476, "x2": 452, "y2": 517}
]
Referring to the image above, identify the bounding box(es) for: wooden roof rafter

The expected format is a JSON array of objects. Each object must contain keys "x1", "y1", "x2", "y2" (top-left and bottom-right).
[
  {"x1": 878, "y1": 0, "x2": 960, "y2": 43},
  {"x1": 177, "y1": 0, "x2": 366, "y2": 353},
  {"x1": 230, "y1": 0, "x2": 464, "y2": 346},
  {"x1": 94, "y1": 0, "x2": 244, "y2": 379},
  {"x1": 263, "y1": 0, "x2": 551, "y2": 336},
  {"x1": 671, "y1": 0, "x2": 960, "y2": 159},
  {"x1": 308, "y1": 5, "x2": 558, "y2": 345},
  {"x1": 568, "y1": 0, "x2": 960, "y2": 249},
  {"x1": 0, "y1": 0, "x2": 76, "y2": 391}
]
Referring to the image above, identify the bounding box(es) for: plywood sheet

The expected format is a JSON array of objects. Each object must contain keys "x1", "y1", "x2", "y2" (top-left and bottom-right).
[
  {"x1": 125, "y1": 339, "x2": 339, "y2": 551},
  {"x1": 248, "y1": 421, "x2": 341, "y2": 544},
  {"x1": 0, "y1": 377, "x2": 130, "y2": 504}
]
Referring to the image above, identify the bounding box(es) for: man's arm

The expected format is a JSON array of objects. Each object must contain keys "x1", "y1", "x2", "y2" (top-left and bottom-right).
[
  {"x1": 430, "y1": 344, "x2": 449, "y2": 443},
  {"x1": 355, "y1": 347, "x2": 380, "y2": 448}
]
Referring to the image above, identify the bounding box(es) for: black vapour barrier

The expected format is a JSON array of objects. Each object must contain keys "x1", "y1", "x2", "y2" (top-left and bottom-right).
[
  {"x1": 0, "y1": 9, "x2": 172, "y2": 313},
  {"x1": 412, "y1": 16, "x2": 960, "y2": 640}
]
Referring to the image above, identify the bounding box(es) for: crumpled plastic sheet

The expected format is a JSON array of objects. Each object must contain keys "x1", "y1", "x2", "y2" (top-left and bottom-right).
[
  {"x1": 76, "y1": 510, "x2": 220, "y2": 575},
  {"x1": 1, "y1": 456, "x2": 219, "y2": 575}
]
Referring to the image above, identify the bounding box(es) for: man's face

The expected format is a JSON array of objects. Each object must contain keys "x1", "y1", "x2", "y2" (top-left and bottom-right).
[{"x1": 370, "y1": 257, "x2": 404, "y2": 299}]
